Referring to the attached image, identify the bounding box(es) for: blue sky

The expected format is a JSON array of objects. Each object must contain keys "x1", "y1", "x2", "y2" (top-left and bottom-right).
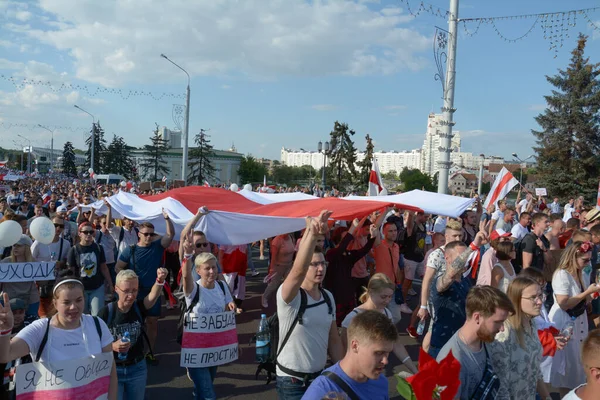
[{"x1": 0, "y1": 0, "x2": 599, "y2": 163}]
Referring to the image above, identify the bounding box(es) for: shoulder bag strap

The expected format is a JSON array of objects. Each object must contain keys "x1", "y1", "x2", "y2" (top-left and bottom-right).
[
  {"x1": 388, "y1": 247, "x2": 398, "y2": 283},
  {"x1": 35, "y1": 318, "x2": 51, "y2": 362},
  {"x1": 118, "y1": 227, "x2": 125, "y2": 250},
  {"x1": 93, "y1": 316, "x2": 103, "y2": 340},
  {"x1": 133, "y1": 301, "x2": 154, "y2": 357},
  {"x1": 276, "y1": 288, "x2": 307, "y2": 360},
  {"x1": 322, "y1": 371, "x2": 360, "y2": 400},
  {"x1": 58, "y1": 238, "x2": 64, "y2": 260},
  {"x1": 107, "y1": 302, "x2": 115, "y2": 327}
]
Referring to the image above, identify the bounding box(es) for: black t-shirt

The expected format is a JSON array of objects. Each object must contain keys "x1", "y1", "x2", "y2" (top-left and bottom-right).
[
  {"x1": 98, "y1": 299, "x2": 148, "y2": 363},
  {"x1": 67, "y1": 243, "x2": 106, "y2": 290},
  {"x1": 403, "y1": 222, "x2": 426, "y2": 262},
  {"x1": 522, "y1": 232, "x2": 549, "y2": 272}
]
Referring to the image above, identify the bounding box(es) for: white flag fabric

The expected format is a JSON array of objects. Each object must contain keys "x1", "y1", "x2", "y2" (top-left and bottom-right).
[
  {"x1": 483, "y1": 167, "x2": 519, "y2": 208},
  {"x1": 368, "y1": 158, "x2": 386, "y2": 196}
]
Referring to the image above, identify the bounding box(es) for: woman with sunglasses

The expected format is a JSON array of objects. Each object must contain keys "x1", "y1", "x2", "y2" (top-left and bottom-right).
[
  {"x1": 548, "y1": 241, "x2": 600, "y2": 396},
  {"x1": 489, "y1": 276, "x2": 551, "y2": 400},
  {"x1": 0, "y1": 270, "x2": 117, "y2": 400},
  {"x1": 65, "y1": 222, "x2": 114, "y2": 316}
]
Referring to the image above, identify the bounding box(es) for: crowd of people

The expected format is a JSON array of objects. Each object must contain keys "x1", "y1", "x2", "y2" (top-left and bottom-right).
[{"x1": 0, "y1": 176, "x2": 599, "y2": 400}]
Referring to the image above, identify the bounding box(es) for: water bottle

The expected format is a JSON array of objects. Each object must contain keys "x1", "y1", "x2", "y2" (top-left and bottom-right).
[
  {"x1": 560, "y1": 317, "x2": 576, "y2": 341},
  {"x1": 118, "y1": 332, "x2": 130, "y2": 361},
  {"x1": 416, "y1": 319, "x2": 426, "y2": 336},
  {"x1": 256, "y1": 314, "x2": 270, "y2": 363}
]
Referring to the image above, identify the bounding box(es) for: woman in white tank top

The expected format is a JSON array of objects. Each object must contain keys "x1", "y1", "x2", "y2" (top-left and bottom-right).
[{"x1": 491, "y1": 241, "x2": 517, "y2": 293}]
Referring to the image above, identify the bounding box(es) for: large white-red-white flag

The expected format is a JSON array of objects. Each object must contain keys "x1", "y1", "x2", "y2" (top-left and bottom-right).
[
  {"x1": 0, "y1": 160, "x2": 7, "y2": 168},
  {"x1": 483, "y1": 167, "x2": 519, "y2": 208},
  {"x1": 368, "y1": 158, "x2": 387, "y2": 196}
]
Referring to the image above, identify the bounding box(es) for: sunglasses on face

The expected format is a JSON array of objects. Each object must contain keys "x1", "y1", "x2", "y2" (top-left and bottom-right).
[
  {"x1": 195, "y1": 242, "x2": 210, "y2": 248},
  {"x1": 80, "y1": 230, "x2": 95, "y2": 235},
  {"x1": 140, "y1": 232, "x2": 155, "y2": 237}
]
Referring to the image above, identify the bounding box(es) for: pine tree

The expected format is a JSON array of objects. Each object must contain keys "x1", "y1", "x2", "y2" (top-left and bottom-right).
[
  {"x1": 62, "y1": 141, "x2": 78, "y2": 176},
  {"x1": 105, "y1": 135, "x2": 136, "y2": 179},
  {"x1": 139, "y1": 124, "x2": 171, "y2": 181},
  {"x1": 356, "y1": 134, "x2": 375, "y2": 190},
  {"x1": 532, "y1": 34, "x2": 600, "y2": 202},
  {"x1": 85, "y1": 121, "x2": 108, "y2": 173},
  {"x1": 328, "y1": 121, "x2": 358, "y2": 188},
  {"x1": 188, "y1": 129, "x2": 216, "y2": 185}
]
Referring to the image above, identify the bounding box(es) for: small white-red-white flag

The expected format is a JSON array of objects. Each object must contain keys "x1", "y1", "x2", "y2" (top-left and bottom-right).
[
  {"x1": 0, "y1": 160, "x2": 7, "y2": 168},
  {"x1": 203, "y1": 181, "x2": 210, "y2": 187},
  {"x1": 368, "y1": 158, "x2": 387, "y2": 196},
  {"x1": 483, "y1": 167, "x2": 519, "y2": 208},
  {"x1": 162, "y1": 176, "x2": 167, "y2": 182}
]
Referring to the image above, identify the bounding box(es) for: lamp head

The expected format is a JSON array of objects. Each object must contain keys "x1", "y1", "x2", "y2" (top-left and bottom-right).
[
  {"x1": 511, "y1": 152, "x2": 518, "y2": 158},
  {"x1": 318, "y1": 141, "x2": 322, "y2": 152},
  {"x1": 160, "y1": 53, "x2": 168, "y2": 59}
]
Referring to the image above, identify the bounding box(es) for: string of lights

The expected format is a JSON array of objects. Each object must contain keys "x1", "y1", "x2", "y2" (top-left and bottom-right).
[
  {"x1": 398, "y1": 0, "x2": 449, "y2": 19},
  {"x1": 0, "y1": 74, "x2": 185, "y2": 101},
  {"x1": 0, "y1": 122, "x2": 89, "y2": 132}
]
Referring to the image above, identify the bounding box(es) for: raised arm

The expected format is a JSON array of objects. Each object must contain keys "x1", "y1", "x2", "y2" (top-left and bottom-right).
[
  {"x1": 159, "y1": 208, "x2": 174, "y2": 248},
  {"x1": 0, "y1": 294, "x2": 31, "y2": 363},
  {"x1": 179, "y1": 208, "x2": 206, "y2": 260},
  {"x1": 143, "y1": 268, "x2": 168, "y2": 310},
  {"x1": 181, "y1": 231, "x2": 196, "y2": 296},
  {"x1": 281, "y1": 210, "x2": 332, "y2": 304}
]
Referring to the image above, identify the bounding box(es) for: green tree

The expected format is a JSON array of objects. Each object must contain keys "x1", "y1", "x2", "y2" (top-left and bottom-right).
[
  {"x1": 188, "y1": 129, "x2": 216, "y2": 185},
  {"x1": 85, "y1": 121, "x2": 108, "y2": 173},
  {"x1": 139, "y1": 123, "x2": 171, "y2": 181},
  {"x1": 532, "y1": 34, "x2": 600, "y2": 202},
  {"x1": 381, "y1": 171, "x2": 398, "y2": 182},
  {"x1": 104, "y1": 135, "x2": 135, "y2": 178},
  {"x1": 328, "y1": 121, "x2": 358, "y2": 188},
  {"x1": 271, "y1": 165, "x2": 316, "y2": 186},
  {"x1": 238, "y1": 155, "x2": 267, "y2": 184},
  {"x1": 62, "y1": 141, "x2": 78, "y2": 176},
  {"x1": 399, "y1": 168, "x2": 435, "y2": 192},
  {"x1": 356, "y1": 134, "x2": 375, "y2": 191}
]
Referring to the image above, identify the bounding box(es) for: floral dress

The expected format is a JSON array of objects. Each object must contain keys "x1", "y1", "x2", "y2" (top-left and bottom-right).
[{"x1": 489, "y1": 320, "x2": 542, "y2": 399}]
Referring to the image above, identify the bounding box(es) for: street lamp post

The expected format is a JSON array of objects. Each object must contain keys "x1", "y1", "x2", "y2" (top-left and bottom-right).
[
  {"x1": 511, "y1": 153, "x2": 534, "y2": 185},
  {"x1": 478, "y1": 154, "x2": 484, "y2": 195},
  {"x1": 74, "y1": 105, "x2": 96, "y2": 173},
  {"x1": 12, "y1": 140, "x2": 24, "y2": 171},
  {"x1": 161, "y1": 53, "x2": 190, "y2": 184},
  {"x1": 17, "y1": 134, "x2": 31, "y2": 174},
  {"x1": 38, "y1": 124, "x2": 54, "y2": 171},
  {"x1": 318, "y1": 141, "x2": 330, "y2": 189}
]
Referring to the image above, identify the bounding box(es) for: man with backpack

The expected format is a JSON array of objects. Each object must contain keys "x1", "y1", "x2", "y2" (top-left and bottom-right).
[
  {"x1": 115, "y1": 209, "x2": 174, "y2": 366},
  {"x1": 98, "y1": 268, "x2": 167, "y2": 400},
  {"x1": 275, "y1": 210, "x2": 344, "y2": 400},
  {"x1": 110, "y1": 215, "x2": 139, "y2": 259},
  {"x1": 302, "y1": 310, "x2": 397, "y2": 400}
]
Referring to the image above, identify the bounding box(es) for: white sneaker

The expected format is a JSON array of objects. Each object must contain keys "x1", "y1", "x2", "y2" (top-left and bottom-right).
[
  {"x1": 408, "y1": 288, "x2": 417, "y2": 296},
  {"x1": 252, "y1": 270, "x2": 260, "y2": 277},
  {"x1": 399, "y1": 304, "x2": 413, "y2": 314}
]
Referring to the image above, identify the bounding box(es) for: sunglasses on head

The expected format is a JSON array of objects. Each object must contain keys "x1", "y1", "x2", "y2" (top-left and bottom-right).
[
  {"x1": 195, "y1": 242, "x2": 209, "y2": 248},
  {"x1": 140, "y1": 232, "x2": 155, "y2": 237},
  {"x1": 80, "y1": 230, "x2": 95, "y2": 235}
]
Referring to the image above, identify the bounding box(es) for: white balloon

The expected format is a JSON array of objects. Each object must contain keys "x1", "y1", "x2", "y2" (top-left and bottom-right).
[
  {"x1": 0, "y1": 220, "x2": 22, "y2": 248},
  {"x1": 243, "y1": 184, "x2": 252, "y2": 191},
  {"x1": 230, "y1": 183, "x2": 239, "y2": 192},
  {"x1": 120, "y1": 181, "x2": 127, "y2": 187},
  {"x1": 29, "y1": 217, "x2": 56, "y2": 245},
  {"x1": 88, "y1": 168, "x2": 94, "y2": 174}
]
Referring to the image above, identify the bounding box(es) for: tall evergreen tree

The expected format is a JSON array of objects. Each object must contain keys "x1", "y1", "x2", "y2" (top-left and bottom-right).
[
  {"x1": 62, "y1": 141, "x2": 78, "y2": 176},
  {"x1": 532, "y1": 34, "x2": 600, "y2": 202},
  {"x1": 328, "y1": 121, "x2": 358, "y2": 188},
  {"x1": 105, "y1": 135, "x2": 136, "y2": 178},
  {"x1": 356, "y1": 134, "x2": 375, "y2": 190},
  {"x1": 238, "y1": 155, "x2": 267, "y2": 184},
  {"x1": 139, "y1": 124, "x2": 171, "y2": 181},
  {"x1": 85, "y1": 121, "x2": 108, "y2": 173},
  {"x1": 188, "y1": 129, "x2": 216, "y2": 185}
]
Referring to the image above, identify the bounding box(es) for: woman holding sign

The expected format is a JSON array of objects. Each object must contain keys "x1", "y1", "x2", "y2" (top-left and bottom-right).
[
  {"x1": 0, "y1": 270, "x2": 118, "y2": 400},
  {"x1": 181, "y1": 228, "x2": 237, "y2": 400}
]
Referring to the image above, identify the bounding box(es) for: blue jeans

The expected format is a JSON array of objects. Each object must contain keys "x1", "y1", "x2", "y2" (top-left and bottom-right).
[
  {"x1": 188, "y1": 366, "x2": 218, "y2": 399},
  {"x1": 84, "y1": 285, "x2": 105, "y2": 316},
  {"x1": 276, "y1": 376, "x2": 308, "y2": 400},
  {"x1": 116, "y1": 359, "x2": 147, "y2": 400}
]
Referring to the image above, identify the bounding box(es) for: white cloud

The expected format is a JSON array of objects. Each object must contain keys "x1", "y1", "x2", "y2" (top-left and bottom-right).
[
  {"x1": 65, "y1": 91, "x2": 79, "y2": 104},
  {"x1": 221, "y1": 84, "x2": 232, "y2": 90},
  {"x1": 461, "y1": 129, "x2": 486, "y2": 138},
  {"x1": 0, "y1": 58, "x2": 24, "y2": 69},
  {"x1": 384, "y1": 105, "x2": 407, "y2": 111},
  {"x1": 0, "y1": 40, "x2": 16, "y2": 48},
  {"x1": 311, "y1": 104, "x2": 338, "y2": 111},
  {"x1": 15, "y1": 10, "x2": 32, "y2": 21},
  {"x1": 83, "y1": 97, "x2": 106, "y2": 105},
  {"x1": 10, "y1": 0, "x2": 429, "y2": 86}
]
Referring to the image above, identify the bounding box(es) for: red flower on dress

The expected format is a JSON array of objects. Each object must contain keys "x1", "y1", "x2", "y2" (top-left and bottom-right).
[{"x1": 405, "y1": 348, "x2": 461, "y2": 400}]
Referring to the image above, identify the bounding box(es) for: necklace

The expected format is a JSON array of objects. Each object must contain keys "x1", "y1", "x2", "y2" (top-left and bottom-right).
[{"x1": 458, "y1": 330, "x2": 483, "y2": 370}]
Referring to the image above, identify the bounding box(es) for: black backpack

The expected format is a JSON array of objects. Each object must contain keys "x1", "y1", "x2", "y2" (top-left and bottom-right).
[
  {"x1": 176, "y1": 281, "x2": 226, "y2": 345},
  {"x1": 254, "y1": 288, "x2": 333, "y2": 384},
  {"x1": 106, "y1": 301, "x2": 154, "y2": 358},
  {"x1": 512, "y1": 233, "x2": 534, "y2": 274}
]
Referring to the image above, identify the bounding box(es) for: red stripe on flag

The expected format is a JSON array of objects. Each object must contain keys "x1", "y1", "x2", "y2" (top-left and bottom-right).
[
  {"x1": 488, "y1": 171, "x2": 515, "y2": 206},
  {"x1": 368, "y1": 170, "x2": 382, "y2": 191},
  {"x1": 17, "y1": 375, "x2": 109, "y2": 400},
  {"x1": 182, "y1": 328, "x2": 237, "y2": 349}
]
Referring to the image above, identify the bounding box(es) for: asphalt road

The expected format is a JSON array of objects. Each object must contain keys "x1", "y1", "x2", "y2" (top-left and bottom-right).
[{"x1": 145, "y1": 249, "x2": 421, "y2": 400}]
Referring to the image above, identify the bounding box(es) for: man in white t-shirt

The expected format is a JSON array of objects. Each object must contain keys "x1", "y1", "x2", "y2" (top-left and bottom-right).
[
  {"x1": 31, "y1": 217, "x2": 70, "y2": 263},
  {"x1": 510, "y1": 212, "x2": 531, "y2": 240},
  {"x1": 563, "y1": 198, "x2": 575, "y2": 221},
  {"x1": 110, "y1": 216, "x2": 138, "y2": 258},
  {"x1": 489, "y1": 200, "x2": 507, "y2": 234},
  {"x1": 517, "y1": 193, "x2": 532, "y2": 214},
  {"x1": 276, "y1": 210, "x2": 343, "y2": 400},
  {"x1": 562, "y1": 328, "x2": 600, "y2": 399}
]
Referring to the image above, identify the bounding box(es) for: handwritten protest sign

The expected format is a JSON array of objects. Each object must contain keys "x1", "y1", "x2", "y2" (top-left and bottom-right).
[
  {"x1": 15, "y1": 352, "x2": 112, "y2": 400},
  {"x1": 535, "y1": 188, "x2": 547, "y2": 196},
  {"x1": 0, "y1": 262, "x2": 55, "y2": 283},
  {"x1": 180, "y1": 311, "x2": 238, "y2": 368}
]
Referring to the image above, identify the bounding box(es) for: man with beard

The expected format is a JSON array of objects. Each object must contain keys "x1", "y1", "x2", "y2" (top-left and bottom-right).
[{"x1": 436, "y1": 286, "x2": 515, "y2": 399}]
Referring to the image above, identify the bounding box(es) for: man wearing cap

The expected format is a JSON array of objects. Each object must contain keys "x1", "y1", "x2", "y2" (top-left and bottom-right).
[
  {"x1": 584, "y1": 209, "x2": 600, "y2": 230},
  {"x1": 476, "y1": 229, "x2": 512, "y2": 286}
]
